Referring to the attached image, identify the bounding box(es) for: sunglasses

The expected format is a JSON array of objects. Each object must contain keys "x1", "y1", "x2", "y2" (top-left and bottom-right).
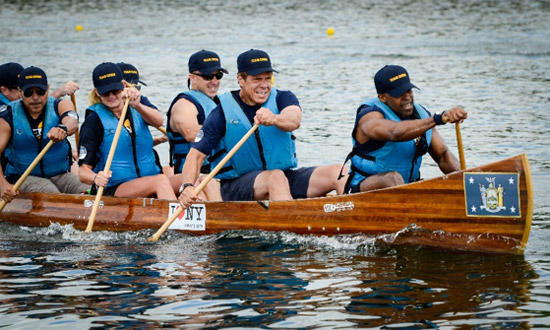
[
  {"x1": 23, "y1": 88, "x2": 46, "y2": 97},
  {"x1": 193, "y1": 72, "x2": 224, "y2": 81},
  {"x1": 100, "y1": 89, "x2": 122, "y2": 97},
  {"x1": 128, "y1": 83, "x2": 142, "y2": 91}
]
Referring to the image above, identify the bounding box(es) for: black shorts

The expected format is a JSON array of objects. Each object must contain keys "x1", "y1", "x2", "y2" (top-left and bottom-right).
[
  {"x1": 90, "y1": 183, "x2": 121, "y2": 196},
  {"x1": 220, "y1": 167, "x2": 316, "y2": 201}
]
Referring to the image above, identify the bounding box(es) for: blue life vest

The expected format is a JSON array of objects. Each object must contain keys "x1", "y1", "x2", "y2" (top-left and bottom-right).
[
  {"x1": 167, "y1": 90, "x2": 218, "y2": 174},
  {"x1": 4, "y1": 97, "x2": 70, "y2": 178},
  {"x1": 212, "y1": 89, "x2": 298, "y2": 180},
  {"x1": 89, "y1": 103, "x2": 161, "y2": 188},
  {"x1": 349, "y1": 98, "x2": 432, "y2": 187}
]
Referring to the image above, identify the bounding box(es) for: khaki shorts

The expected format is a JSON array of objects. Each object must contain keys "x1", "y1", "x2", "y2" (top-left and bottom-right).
[{"x1": 19, "y1": 172, "x2": 90, "y2": 194}]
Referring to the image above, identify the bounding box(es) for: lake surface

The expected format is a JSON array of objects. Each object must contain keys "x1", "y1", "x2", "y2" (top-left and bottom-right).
[{"x1": 1, "y1": 0, "x2": 549, "y2": 328}]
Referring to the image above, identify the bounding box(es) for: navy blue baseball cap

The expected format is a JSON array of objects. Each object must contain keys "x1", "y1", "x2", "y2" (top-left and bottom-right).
[
  {"x1": 374, "y1": 65, "x2": 418, "y2": 97},
  {"x1": 237, "y1": 49, "x2": 278, "y2": 75},
  {"x1": 93, "y1": 62, "x2": 124, "y2": 95},
  {"x1": 0, "y1": 62, "x2": 24, "y2": 89},
  {"x1": 188, "y1": 50, "x2": 228, "y2": 75},
  {"x1": 117, "y1": 62, "x2": 147, "y2": 86},
  {"x1": 18, "y1": 66, "x2": 48, "y2": 92}
]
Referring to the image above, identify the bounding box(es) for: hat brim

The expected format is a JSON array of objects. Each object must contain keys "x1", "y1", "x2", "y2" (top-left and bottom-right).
[
  {"x1": 96, "y1": 82, "x2": 124, "y2": 95},
  {"x1": 21, "y1": 83, "x2": 48, "y2": 92},
  {"x1": 243, "y1": 67, "x2": 279, "y2": 76},
  {"x1": 388, "y1": 82, "x2": 419, "y2": 98}
]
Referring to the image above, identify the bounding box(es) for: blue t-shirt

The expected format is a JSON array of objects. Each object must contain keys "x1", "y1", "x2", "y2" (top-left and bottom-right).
[
  {"x1": 192, "y1": 89, "x2": 300, "y2": 155},
  {"x1": 140, "y1": 95, "x2": 157, "y2": 110}
]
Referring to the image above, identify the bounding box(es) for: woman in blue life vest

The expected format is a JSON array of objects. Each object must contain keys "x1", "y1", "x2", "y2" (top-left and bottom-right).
[
  {"x1": 344, "y1": 65, "x2": 468, "y2": 193},
  {"x1": 78, "y1": 62, "x2": 182, "y2": 199}
]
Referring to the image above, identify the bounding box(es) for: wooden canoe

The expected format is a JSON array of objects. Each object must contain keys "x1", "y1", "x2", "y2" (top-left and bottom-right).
[{"x1": 0, "y1": 154, "x2": 533, "y2": 254}]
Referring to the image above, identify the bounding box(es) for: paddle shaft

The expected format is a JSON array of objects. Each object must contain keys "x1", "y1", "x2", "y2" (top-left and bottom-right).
[
  {"x1": 156, "y1": 126, "x2": 167, "y2": 136},
  {"x1": 455, "y1": 123, "x2": 466, "y2": 170},
  {"x1": 148, "y1": 123, "x2": 260, "y2": 242},
  {"x1": 70, "y1": 94, "x2": 79, "y2": 149},
  {"x1": 0, "y1": 140, "x2": 55, "y2": 212},
  {"x1": 85, "y1": 98, "x2": 130, "y2": 233}
]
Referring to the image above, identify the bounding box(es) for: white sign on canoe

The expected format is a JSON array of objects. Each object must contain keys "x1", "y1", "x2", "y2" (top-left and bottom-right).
[{"x1": 167, "y1": 202, "x2": 206, "y2": 231}]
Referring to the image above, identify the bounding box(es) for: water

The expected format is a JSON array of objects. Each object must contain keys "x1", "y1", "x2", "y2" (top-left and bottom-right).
[{"x1": 1, "y1": 0, "x2": 549, "y2": 328}]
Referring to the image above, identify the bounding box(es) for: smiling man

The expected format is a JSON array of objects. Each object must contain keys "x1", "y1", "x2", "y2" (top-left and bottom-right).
[
  {"x1": 0, "y1": 66, "x2": 88, "y2": 202},
  {"x1": 344, "y1": 65, "x2": 468, "y2": 193},
  {"x1": 177, "y1": 49, "x2": 347, "y2": 207}
]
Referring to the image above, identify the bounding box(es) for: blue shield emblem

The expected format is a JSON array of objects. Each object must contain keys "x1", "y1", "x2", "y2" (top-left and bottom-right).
[{"x1": 464, "y1": 172, "x2": 520, "y2": 217}]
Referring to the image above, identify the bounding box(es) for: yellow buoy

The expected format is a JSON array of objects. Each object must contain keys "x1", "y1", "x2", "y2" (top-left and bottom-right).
[
  {"x1": 75, "y1": 25, "x2": 83, "y2": 32},
  {"x1": 326, "y1": 27, "x2": 334, "y2": 36}
]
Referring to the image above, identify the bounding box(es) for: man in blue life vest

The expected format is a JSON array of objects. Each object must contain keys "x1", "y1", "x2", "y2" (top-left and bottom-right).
[
  {"x1": 0, "y1": 66, "x2": 89, "y2": 202},
  {"x1": 166, "y1": 50, "x2": 227, "y2": 200},
  {"x1": 344, "y1": 65, "x2": 468, "y2": 193},
  {"x1": 177, "y1": 49, "x2": 347, "y2": 208},
  {"x1": 1, "y1": 62, "x2": 80, "y2": 111}
]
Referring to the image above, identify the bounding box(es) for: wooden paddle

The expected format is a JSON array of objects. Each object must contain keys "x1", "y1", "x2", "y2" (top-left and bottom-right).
[
  {"x1": 156, "y1": 126, "x2": 167, "y2": 136},
  {"x1": 148, "y1": 123, "x2": 260, "y2": 242},
  {"x1": 0, "y1": 140, "x2": 55, "y2": 212},
  {"x1": 85, "y1": 97, "x2": 130, "y2": 233},
  {"x1": 455, "y1": 123, "x2": 466, "y2": 170},
  {"x1": 70, "y1": 94, "x2": 79, "y2": 150}
]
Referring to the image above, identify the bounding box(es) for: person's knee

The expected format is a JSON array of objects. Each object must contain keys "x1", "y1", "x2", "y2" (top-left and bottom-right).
[
  {"x1": 155, "y1": 174, "x2": 172, "y2": 187},
  {"x1": 267, "y1": 169, "x2": 287, "y2": 185}
]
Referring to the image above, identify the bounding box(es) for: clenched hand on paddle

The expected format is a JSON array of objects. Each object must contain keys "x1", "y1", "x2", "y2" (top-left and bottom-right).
[
  {"x1": 85, "y1": 97, "x2": 130, "y2": 233},
  {"x1": 148, "y1": 123, "x2": 260, "y2": 242}
]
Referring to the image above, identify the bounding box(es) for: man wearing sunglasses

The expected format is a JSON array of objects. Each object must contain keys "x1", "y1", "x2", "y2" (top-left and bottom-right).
[
  {"x1": 176, "y1": 49, "x2": 348, "y2": 208},
  {"x1": 166, "y1": 50, "x2": 228, "y2": 200},
  {"x1": 0, "y1": 66, "x2": 89, "y2": 202}
]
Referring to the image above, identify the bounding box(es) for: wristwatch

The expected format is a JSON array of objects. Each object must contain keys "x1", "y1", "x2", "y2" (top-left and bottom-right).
[
  {"x1": 179, "y1": 183, "x2": 194, "y2": 194},
  {"x1": 57, "y1": 123, "x2": 68, "y2": 133}
]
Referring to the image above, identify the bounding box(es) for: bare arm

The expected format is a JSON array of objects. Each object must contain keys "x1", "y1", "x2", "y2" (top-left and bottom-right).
[
  {"x1": 169, "y1": 98, "x2": 200, "y2": 143},
  {"x1": 428, "y1": 128, "x2": 460, "y2": 173},
  {"x1": 57, "y1": 99, "x2": 79, "y2": 135},
  {"x1": 0, "y1": 119, "x2": 17, "y2": 202},
  {"x1": 50, "y1": 81, "x2": 79, "y2": 99},
  {"x1": 177, "y1": 148, "x2": 207, "y2": 208},
  {"x1": 254, "y1": 105, "x2": 301, "y2": 132},
  {"x1": 356, "y1": 111, "x2": 437, "y2": 143},
  {"x1": 356, "y1": 106, "x2": 468, "y2": 144},
  {"x1": 79, "y1": 163, "x2": 112, "y2": 187},
  {"x1": 125, "y1": 87, "x2": 164, "y2": 128}
]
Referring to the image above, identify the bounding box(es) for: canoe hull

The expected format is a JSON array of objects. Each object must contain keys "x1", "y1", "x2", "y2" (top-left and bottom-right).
[{"x1": 1, "y1": 154, "x2": 533, "y2": 254}]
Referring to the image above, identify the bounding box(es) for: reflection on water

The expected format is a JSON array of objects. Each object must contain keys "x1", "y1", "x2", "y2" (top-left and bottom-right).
[
  {"x1": 1, "y1": 0, "x2": 549, "y2": 327},
  {"x1": 0, "y1": 230, "x2": 540, "y2": 328}
]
